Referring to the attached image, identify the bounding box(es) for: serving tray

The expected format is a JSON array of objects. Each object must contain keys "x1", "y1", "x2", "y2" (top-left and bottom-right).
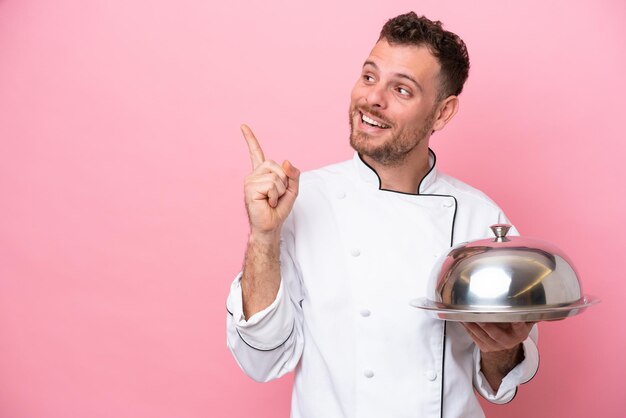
[{"x1": 409, "y1": 296, "x2": 599, "y2": 322}]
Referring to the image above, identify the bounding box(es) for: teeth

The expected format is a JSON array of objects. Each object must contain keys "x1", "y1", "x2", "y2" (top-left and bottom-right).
[{"x1": 361, "y1": 113, "x2": 390, "y2": 129}]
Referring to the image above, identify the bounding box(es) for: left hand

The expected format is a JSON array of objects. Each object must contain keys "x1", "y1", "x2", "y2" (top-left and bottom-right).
[{"x1": 461, "y1": 322, "x2": 535, "y2": 352}]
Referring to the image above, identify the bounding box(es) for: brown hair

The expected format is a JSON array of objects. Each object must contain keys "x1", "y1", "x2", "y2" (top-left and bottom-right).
[{"x1": 379, "y1": 12, "x2": 470, "y2": 101}]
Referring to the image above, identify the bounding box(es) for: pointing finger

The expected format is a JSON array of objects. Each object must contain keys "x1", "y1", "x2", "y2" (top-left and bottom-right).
[{"x1": 241, "y1": 124, "x2": 265, "y2": 169}]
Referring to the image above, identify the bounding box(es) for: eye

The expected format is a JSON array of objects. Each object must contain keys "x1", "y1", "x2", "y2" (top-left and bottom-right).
[
  {"x1": 396, "y1": 87, "x2": 411, "y2": 96},
  {"x1": 362, "y1": 74, "x2": 375, "y2": 83}
]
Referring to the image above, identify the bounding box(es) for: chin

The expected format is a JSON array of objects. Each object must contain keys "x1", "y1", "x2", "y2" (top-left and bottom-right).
[{"x1": 350, "y1": 135, "x2": 383, "y2": 161}]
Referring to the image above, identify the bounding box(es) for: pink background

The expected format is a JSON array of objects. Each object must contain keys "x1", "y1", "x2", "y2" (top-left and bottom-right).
[{"x1": 1, "y1": 0, "x2": 624, "y2": 417}]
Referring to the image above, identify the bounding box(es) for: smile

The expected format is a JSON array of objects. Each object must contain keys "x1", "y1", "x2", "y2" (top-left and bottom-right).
[{"x1": 360, "y1": 112, "x2": 391, "y2": 129}]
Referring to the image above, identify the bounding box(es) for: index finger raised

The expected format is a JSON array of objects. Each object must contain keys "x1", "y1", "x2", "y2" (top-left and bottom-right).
[{"x1": 241, "y1": 124, "x2": 265, "y2": 169}]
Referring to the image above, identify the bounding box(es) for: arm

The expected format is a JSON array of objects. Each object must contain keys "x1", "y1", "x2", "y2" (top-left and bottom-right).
[
  {"x1": 241, "y1": 231, "x2": 282, "y2": 319},
  {"x1": 479, "y1": 343, "x2": 524, "y2": 392},
  {"x1": 463, "y1": 322, "x2": 539, "y2": 402},
  {"x1": 225, "y1": 125, "x2": 303, "y2": 382},
  {"x1": 239, "y1": 124, "x2": 300, "y2": 317},
  {"x1": 463, "y1": 322, "x2": 533, "y2": 391}
]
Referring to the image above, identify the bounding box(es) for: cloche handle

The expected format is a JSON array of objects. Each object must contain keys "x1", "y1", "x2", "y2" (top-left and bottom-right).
[{"x1": 490, "y1": 224, "x2": 511, "y2": 242}]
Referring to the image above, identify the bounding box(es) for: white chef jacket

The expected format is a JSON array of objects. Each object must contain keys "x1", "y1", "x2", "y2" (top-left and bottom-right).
[{"x1": 226, "y1": 151, "x2": 539, "y2": 418}]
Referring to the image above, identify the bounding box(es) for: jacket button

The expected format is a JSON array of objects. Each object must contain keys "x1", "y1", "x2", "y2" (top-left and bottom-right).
[
  {"x1": 424, "y1": 370, "x2": 437, "y2": 381},
  {"x1": 336, "y1": 191, "x2": 347, "y2": 199},
  {"x1": 351, "y1": 248, "x2": 361, "y2": 257},
  {"x1": 443, "y1": 200, "x2": 453, "y2": 208},
  {"x1": 360, "y1": 309, "x2": 371, "y2": 317},
  {"x1": 364, "y1": 370, "x2": 375, "y2": 378}
]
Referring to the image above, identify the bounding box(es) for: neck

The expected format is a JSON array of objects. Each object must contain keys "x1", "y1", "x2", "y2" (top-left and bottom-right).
[{"x1": 362, "y1": 143, "x2": 432, "y2": 194}]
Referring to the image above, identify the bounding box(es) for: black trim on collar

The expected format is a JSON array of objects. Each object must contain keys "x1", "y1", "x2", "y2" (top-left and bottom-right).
[
  {"x1": 357, "y1": 148, "x2": 438, "y2": 195},
  {"x1": 358, "y1": 153, "x2": 384, "y2": 187},
  {"x1": 418, "y1": 149, "x2": 437, "y2": 195}
]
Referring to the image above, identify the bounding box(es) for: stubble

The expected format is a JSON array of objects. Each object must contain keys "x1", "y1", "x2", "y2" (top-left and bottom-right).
[{"x1": 349, "y1": 106, "x2": 436, "y2": 167}]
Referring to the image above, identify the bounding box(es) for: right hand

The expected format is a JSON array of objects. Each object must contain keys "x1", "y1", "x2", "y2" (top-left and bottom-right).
[{"x1": 242, "y1": 124, "x2": 300, "y2": 237}]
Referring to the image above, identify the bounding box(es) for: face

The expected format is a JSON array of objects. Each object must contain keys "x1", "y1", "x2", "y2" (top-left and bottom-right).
[{"x1": 349, "y1": 39, "x2": 444, "y2": 166}]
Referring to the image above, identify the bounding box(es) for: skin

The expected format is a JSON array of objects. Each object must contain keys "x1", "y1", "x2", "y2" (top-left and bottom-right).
[
  {"x1": 240, "y1": 39, "x2": 534, "y2": 394},
  {"x1": 462, "y1": 322, "x2": 535, "y2": 392},
  {"x1": 240, "y1": 124, "x2": 299, "y2": 319}
]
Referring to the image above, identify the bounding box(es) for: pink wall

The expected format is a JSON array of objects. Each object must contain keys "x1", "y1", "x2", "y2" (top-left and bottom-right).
[{"x1": 1, "y1": 0, "x2": 624, "y2": 417}]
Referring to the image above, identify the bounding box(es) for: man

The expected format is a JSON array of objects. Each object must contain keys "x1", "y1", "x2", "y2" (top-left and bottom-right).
[{"x1": 226, "y1": 12, "x2": 539, "y2": 418}]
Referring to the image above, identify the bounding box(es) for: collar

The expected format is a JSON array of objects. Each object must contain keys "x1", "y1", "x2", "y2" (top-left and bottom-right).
[{"x1": 353, "y1": 149, "x2": 438, "y2": 195}]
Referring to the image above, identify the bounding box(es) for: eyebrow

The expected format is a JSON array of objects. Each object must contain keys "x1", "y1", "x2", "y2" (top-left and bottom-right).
[{"x1": 363, "y1": 60, "x2": 423, "y2": 93}]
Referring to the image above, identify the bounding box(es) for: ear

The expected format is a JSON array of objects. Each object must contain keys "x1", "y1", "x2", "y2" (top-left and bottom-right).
[{"x1": 432, "y1": 95, "x2": 459, "y2": 132}]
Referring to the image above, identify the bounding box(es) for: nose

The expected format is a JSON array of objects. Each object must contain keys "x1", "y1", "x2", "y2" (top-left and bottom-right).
[{"x1": 365, "y1": 84, "x2": 387, "y2": 109}]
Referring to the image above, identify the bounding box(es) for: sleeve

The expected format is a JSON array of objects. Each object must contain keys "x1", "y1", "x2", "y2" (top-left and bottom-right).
[
  {"x1": 471, "y1": 210, "x2": 540, "y2": 403},
  {"x1": 225, "y1": 215, "x2": 305, "y2": 383},
  {"x1": 472, "y1": 324, "x2": 540, "y2": 404}
]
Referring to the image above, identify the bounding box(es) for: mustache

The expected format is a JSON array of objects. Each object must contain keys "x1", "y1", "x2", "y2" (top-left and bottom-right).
[{"x1": 354, "y1": 106, "x2": 393, "y2": 127}]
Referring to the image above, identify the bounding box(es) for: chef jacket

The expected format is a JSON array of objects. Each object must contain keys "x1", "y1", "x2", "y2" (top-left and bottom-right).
[{"x1": 226, "y1": 151, "x2": 539, "y2": 418}]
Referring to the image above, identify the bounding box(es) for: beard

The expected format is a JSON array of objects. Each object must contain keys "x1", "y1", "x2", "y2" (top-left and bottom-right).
[{"x1": 349, "y1": 105, "x2": 436, "y2": 167}]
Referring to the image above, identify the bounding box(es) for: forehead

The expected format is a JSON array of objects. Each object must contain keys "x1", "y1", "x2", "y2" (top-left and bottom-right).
[{"x1": 364, "y1": 40, "x2": 441, "y2": 86}]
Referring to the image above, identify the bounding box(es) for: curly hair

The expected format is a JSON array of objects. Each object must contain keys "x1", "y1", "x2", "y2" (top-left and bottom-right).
[{"x1": 379, "y1": 12, "x2": 470, "y2": 101}]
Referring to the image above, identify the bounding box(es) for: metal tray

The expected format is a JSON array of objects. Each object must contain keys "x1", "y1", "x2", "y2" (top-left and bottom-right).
[{"x1": 409, "y1": 296, "x2": 599, "y2": 322}]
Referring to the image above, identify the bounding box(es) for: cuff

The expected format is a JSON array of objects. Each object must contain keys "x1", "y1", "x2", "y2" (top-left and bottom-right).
[
  {"x1": 473, "y1": 335, "x2": 540, "y2": 404},
  {"x1": 226, "y1": 272, "x2": 295, "y2": 351}
]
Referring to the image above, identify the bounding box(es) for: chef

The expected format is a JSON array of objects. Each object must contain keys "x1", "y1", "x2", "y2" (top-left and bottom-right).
[{"x1": 226, "y1": 12, "x2": 539, "y2": 418}]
